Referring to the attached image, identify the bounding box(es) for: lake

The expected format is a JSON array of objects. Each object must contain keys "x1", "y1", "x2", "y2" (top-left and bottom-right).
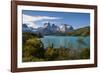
[{"x1": 40, "y1": 36, "x2": 90, "y2": 49}]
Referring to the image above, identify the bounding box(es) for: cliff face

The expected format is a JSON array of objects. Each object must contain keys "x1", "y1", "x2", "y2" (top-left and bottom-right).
[{"x1": 22, "y1": 22, "x2": 74, "y2": 35}]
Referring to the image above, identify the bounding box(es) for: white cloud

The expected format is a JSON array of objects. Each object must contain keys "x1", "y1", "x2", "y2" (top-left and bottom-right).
[{"x1": 22, "y1": 14, "x2": 61, "y2": 28}]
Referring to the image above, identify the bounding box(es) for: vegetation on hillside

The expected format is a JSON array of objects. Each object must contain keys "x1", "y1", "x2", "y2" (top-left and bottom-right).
[{"x1": 67, "y1": 26, "x2": 90, "y2": 36}]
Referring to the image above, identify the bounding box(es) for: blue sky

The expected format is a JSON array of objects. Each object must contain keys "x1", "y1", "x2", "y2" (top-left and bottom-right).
[{"x1": 22, "y1": 10, "x2": 90, "y2": 29}]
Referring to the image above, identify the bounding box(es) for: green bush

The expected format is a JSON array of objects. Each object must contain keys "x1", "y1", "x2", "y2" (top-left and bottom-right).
[
  {"x1": 22, "y1": 55, "x2": 33, "y2": 62},
  {"x1": 44, "y1": 47, "x2": 55, "y2": 60},
  {"x1": 32, "y1": 57, "x2": 45, "y2": 61},
  {"x1": 23, "y1": 56, "x2": 45, "y2": 62},
  {"x1": 79, "y1": 48, "x2": 90, "y2": 59},
  {"x1": 22, "y1": 37, "x2": 45, "y2": 62}
]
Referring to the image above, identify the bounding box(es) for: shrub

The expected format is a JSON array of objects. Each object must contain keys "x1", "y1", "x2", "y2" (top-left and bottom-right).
[
  {"x1": 44, "y1": 48, "x2": 54, "y2": 60},
  {"x1": 79, "y1": 48, "x2": 90, "y2": 59},
  {"x1": 22, "y1": 37, "x2": 45, "y2": 62}
]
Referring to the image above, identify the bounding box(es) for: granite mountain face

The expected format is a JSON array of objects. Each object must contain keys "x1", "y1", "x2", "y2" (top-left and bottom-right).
[{"x1": 22, "y1": 22, "x2": 74, "y2": 35}]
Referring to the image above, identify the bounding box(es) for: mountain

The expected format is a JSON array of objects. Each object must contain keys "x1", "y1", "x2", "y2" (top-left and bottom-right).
[
  {"x1": 22, "y1": 23, "x2": 90, "y2": 36},
  {"x1": 59, "y1": 24, "x2": 74, "y2": 32},
  {"x1": 38, "y1": 23, "x2": 74, "y2": 35},
  {"x1": 42, "y1": 23, "x2": 60, "y2": 34},
  {"x1": 51, "y1": 24, "x2": 60, "y2": 33},
  {"x1": 67, "y1": 26, "x2": 90, "y2": 36},
  {"x1": 22, "y1": 24, "x2": 31, "y2": 32},
  {"x1": 22, "y1": 23, "x2": 74, "y2": 36}
]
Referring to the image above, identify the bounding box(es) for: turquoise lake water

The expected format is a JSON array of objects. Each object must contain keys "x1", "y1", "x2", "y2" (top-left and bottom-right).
[{"x1": 40, "y1": 36, "x2": 90, "y2": 49}]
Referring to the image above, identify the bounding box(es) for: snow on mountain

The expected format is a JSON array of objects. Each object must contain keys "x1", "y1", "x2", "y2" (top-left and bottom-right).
[
  {"x1": 22, "y1": 22, "x2": 74, "y2": 35},
  {"x1": 60, "y1": 24, "x2": 74, "y2": 32}
]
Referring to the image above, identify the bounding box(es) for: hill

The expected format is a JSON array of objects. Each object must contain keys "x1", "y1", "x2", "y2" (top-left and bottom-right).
[{"x1": 67, "y1": 26, "x2": 90, "y2": 36}]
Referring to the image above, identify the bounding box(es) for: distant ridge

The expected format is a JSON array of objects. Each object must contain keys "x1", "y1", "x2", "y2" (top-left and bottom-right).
[{"x1": 67, "y1": 26, "x2": 90, "y2": 36}]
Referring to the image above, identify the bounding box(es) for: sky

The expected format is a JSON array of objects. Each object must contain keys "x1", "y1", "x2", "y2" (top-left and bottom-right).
[{"x1": 22, "y1": 10, "x2": 90, "y2": 29}]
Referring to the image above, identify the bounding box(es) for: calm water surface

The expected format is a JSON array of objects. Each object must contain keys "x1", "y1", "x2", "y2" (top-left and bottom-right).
[{"x1": 40, "y1": 36, "x2": 90, "y2": 49}]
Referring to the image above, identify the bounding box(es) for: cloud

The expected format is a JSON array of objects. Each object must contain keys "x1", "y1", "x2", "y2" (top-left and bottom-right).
[{"x1": 22, "y1": 14, "x2": 61, "y2": 28}]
